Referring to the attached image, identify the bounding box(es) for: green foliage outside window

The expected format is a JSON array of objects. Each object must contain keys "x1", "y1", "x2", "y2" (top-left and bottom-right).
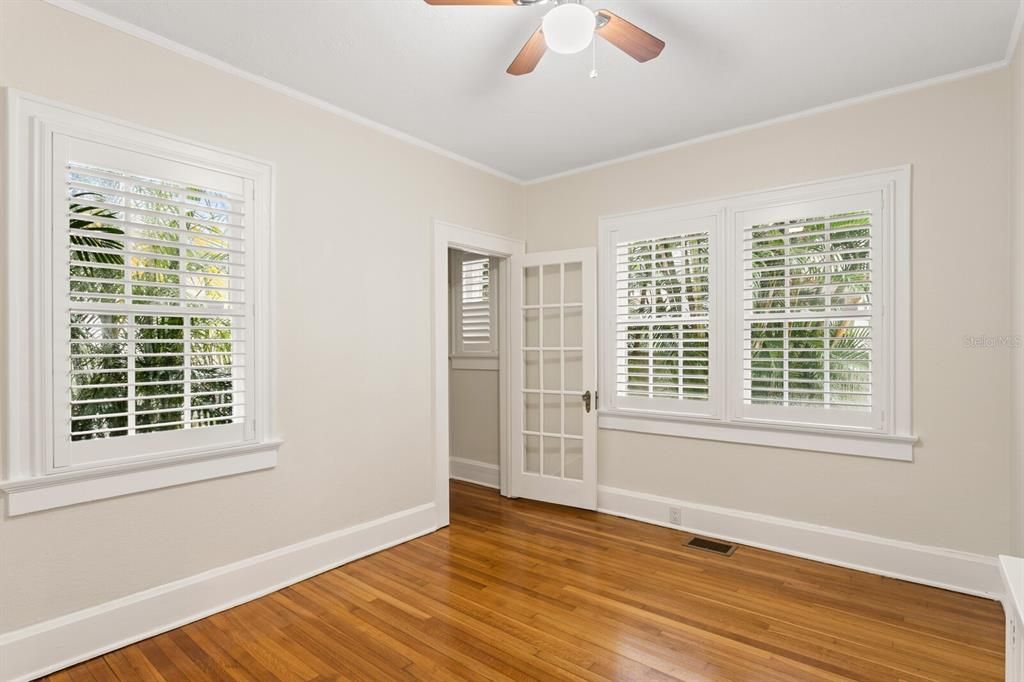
[{"x1": 68, "y1": 174, "x2": 238, "y2": 441}]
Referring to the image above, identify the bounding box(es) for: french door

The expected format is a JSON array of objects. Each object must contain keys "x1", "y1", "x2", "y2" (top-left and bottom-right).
[{"x1": 509, "y1": 248, "x2": 597, "y2": 510}]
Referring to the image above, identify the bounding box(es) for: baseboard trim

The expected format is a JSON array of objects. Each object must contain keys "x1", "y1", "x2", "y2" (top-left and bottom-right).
[
  {"x1": 0, "y1": 502, "x2": 437, "y2": 682},
  {"x1": 449, "y1": 457, "x2": 499, "y2": 489},
  {"x1": 597, "y1": 485, "x2": 1003, "y2": 600},
  {"x1": 3, "y1": 485, "x2": 1002, "y2": 681}
]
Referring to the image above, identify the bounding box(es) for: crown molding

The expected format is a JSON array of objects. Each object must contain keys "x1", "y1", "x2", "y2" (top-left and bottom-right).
[
  {"x1": 45, "y1": 0, "x2": 1020, "y2": 188},
  {"x1": 42, "y1": 0, "x2": 525, "y2": 185},
  {"x1": 524, "y1": 59, "x2": 1011, "y2": 185}
]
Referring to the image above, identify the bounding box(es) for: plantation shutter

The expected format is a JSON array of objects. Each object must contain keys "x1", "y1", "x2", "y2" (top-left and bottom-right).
[
  {"x1": 613, "y1": 216, "x2": 717, "y2": 417},
  {"x1": 738, "y1": 191, "x2": 884, "y2": 429},
  {"x1": 452, "y1": 253, "x2": 497, "y2": 356},
  {"x1": 53, "y1": 137, "x2": 254, "y2": 467}
]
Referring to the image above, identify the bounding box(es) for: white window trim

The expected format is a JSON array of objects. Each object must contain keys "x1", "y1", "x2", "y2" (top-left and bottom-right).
[
  {"x1": 601, "y1": 204, "x2": 726, "y2": 420},
  {"x1": 2, "y1": 90, "x2": 281, "y2": 514},
  {"x1": 598, "y1": 166, "x2": 914, "y2": 461}
]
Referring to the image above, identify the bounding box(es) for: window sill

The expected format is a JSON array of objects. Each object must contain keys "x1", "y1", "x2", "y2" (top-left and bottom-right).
[
  {"x1": 0, "y1": 440, "x2": 281, "y2": 516},
  {"x1": 598, "y1": 410, "x2": 915, "y2": 461}
]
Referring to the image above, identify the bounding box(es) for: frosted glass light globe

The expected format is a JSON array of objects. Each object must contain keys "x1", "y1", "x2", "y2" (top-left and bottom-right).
[{"x1": 542, "y1": 3, "x2": 596, "y2": 55}]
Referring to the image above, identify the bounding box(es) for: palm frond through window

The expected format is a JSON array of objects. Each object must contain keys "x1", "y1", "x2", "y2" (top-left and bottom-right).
[
  {"x1": 616, "y1": 233, "x2": 710, "y2": 401},
  {"x1": 66, "y1": 162, "x2": 244, "y2": 441},
  {"x1": 744, "y1": 211, "x2": 873, "y2": 410}
]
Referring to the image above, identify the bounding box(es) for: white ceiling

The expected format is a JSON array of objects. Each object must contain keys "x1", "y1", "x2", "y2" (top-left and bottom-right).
[{"x1": 74, "y1": 0, "x2": 1021, "y2": 182}]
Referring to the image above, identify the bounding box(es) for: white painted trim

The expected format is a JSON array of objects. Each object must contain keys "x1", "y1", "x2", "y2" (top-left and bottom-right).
[
  {"x1": 39, "y1": 0, "x2": 1020, "y2": 186},
  {"x1": 1006, "y1": 0, "x2": 1024, "y2": 64},
  {"x1": 42, "y1": 0, "x2": 521, "y2": 185},
  {"x1": 496, "y1": 256, "x2": 512, "y2": 498},
  {"x1": 598, "y1": 485, "x2": 1003, "y2": 600},
  {"x1": 599, "y1": 412, "x2": 915, "y2": 461},
  {"x1": 433, "y1": 222, "x2": 525, "y2": 527},
  {"x1": 4, "y1": 89, "x2": 281, "y2": 509},
  {"x1": 1002, "y1": 556, "x2": 1024, "y2": 681},
  {"x1": 0, "y1": 501, "x2": 437, "y2": 682},
  {"x1": 598, "y1": 204, "x2": 724, "y2": 422},
  {"x1": 1003, "y1": 555, "x2": 1024, "y2": 621},
  {"x1": 598, "y1": 165, "x2": 913, "y2": 227},
  {"x1": 449, "y1": 457, "x2": 500, "y2": 489},
  {"x1": 597, "y1": 167, "x2": 914, "y2": 460},
  {"x1": 1, "y1": 441, "x2": 281, "y2": 515},
  {"x1": 525, "y1": 62, "x2": 1009, "y2": 185}
]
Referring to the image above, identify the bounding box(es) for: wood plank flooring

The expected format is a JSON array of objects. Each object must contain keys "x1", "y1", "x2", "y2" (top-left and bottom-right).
[{"x1": 45, "y1": 481, "x2": 1005, "y2": 681}]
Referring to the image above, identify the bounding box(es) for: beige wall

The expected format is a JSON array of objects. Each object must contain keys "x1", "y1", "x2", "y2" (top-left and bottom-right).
[
  {"x1": 450, "y1": 369, "x2": 500, "y2": 467},
  {"x1": 0, "y1": 0, "x2": 521, "y2": 632},
  {"x1": 2, "y1": 0, "x2": 1021, "y2": 639},
  {"x1": 448, "y1": 249, "x2": 501, "y2": 468},
  {"x1": 521, "y1": 69, "x2": 1016, "y2": 556}
]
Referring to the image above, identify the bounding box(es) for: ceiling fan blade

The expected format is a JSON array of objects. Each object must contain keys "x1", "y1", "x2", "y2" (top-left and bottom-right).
[
  {"x1": 424, "y1": 0, "x2": 519, "y2": 5},
  {"x1": 595, "y1": 10, "x2": 665, "y2": 63},
  {"x1": 507, "y1": 26, "x2": 546, "y2": 76}
]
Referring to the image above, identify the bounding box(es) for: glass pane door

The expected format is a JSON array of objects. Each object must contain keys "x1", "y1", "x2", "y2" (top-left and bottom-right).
[{"x1": 510, "y1": 249, "x2": 596, "y2": 509}]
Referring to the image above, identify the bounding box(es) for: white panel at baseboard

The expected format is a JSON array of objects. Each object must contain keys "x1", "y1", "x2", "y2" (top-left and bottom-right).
[
  {"x1": 0, "y1": 502, "x2": 437, "y2": 682},
  {"x1": 449, "y1": 457, "x2": 499, "y2": 489},
  {"x1": 598, "y1": 485, "x2": 1003, "y2": 600},
  {"x1": 1002, "y1": 555, "x2": 1024, "y2": 681}
]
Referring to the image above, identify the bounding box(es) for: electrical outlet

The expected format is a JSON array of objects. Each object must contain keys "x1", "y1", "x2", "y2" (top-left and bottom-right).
[{"x1": 669, "y1": 507, "x2": 682, "y2": 525}]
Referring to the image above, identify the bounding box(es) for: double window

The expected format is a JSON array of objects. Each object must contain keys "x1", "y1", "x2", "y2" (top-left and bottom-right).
[
  {"x1": 4, "y1": 93, "x2": 278, "y2": 514},
  {"x1": 599, "y1": 169, "x2": 912, "y2": 459}
]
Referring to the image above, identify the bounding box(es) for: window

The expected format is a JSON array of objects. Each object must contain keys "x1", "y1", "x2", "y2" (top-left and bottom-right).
[
  {"x1": 599, "y1": 168, "x2": 913, "y2": 460},
  {"x1": 736, "y1": 194, "x2": 882, "y2": 431},
  {"x1": 613, "y1": 213, "x2": 719, "y2": 418},
  {"x1": 60, "y1": 151, "x2": 252, "y2": 466},
  {"x1": 451, "y1": 251, "x2": 498, "y2": 358},
  {"x1": 3, "y1": 92, "x2": 278, "y2": 514}
]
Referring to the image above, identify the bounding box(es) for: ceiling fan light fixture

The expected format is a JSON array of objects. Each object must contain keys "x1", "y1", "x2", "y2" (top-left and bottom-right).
[{"x1": 541, "y1": 3, "x2": 595, "y2": 55}]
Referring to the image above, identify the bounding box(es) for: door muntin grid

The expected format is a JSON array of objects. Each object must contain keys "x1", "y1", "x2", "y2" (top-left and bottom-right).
[{"x1": 521, "y1": 262, "x2": 585, "y2": 480}]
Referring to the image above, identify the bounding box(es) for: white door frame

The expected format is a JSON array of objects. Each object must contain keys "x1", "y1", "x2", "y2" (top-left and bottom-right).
[{"x1": 433, "y1": 220, "x2": 525, "y2": 529}]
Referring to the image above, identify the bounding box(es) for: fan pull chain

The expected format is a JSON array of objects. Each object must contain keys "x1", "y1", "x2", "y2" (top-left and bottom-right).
[{"x1": 590, "y1": 37, "x2": 598, "y2": 79}]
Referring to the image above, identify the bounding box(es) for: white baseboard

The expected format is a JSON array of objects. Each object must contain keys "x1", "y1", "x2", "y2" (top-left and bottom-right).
[
  {"x1": 0, "y1": 502, "x2": 437, "y2": 682},
  {"x1": 1, "y1": 484, "x2": 1002, "y2": 682},
  {"x1": 449, "y1": 457, "x2": 499, "y2": 489},
  {"x1": 598, "y1": 485, "x2": 1004, "y2": 600}
]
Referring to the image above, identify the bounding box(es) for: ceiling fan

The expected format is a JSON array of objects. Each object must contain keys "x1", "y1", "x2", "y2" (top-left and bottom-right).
[{"x1": 424, "y1": 0, "x2": 666, "y2": 76}]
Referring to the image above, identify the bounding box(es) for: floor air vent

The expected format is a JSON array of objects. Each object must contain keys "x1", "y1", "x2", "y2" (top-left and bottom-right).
[{"x1": 685, "y1": 536, "x2": 736, "y2": 556}]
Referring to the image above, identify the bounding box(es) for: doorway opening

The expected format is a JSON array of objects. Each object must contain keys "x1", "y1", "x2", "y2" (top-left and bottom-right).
[
  {"x1": 448, "y1": 247, "x2": 504, "y2": 494},
  {"x1": 432, "y1": 223, "x2": 597, "y2": 528},
  {"x1": 432, "y1": 222, "x2": 524, "y2": 528}
]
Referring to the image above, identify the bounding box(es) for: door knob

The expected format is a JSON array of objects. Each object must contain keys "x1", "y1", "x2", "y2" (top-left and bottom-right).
[{"x1": 582, "y1": 390, "x2": 592, "y2": 413}]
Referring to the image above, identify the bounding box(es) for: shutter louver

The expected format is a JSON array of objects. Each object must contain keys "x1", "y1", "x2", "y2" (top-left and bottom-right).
[
  {"x1": 743, "y1": 210, "x2": 873, "y2": 412},
  {"x1": 616, "y1": 233, "x2": 710, "y2": 402},
  {"x1": 66, "y1": 161, "x2": 246, "y2": 441},
  {"x1": 460, "y1": 257, "x2": 494, "y2": 352}
]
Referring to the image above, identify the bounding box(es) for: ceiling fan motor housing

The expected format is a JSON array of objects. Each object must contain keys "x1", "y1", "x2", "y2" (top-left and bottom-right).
[
  {"x1": 424, "y1": 0, "x2": 663, "y2": 76},
  {"x1": 542, "y1": 3, "x2": 597, "y2": 54}
]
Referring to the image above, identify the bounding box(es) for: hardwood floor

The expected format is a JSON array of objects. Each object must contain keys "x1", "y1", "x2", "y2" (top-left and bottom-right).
[{"x1": 46, "y1": 481, "x2": 1004, "y2": 681}]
